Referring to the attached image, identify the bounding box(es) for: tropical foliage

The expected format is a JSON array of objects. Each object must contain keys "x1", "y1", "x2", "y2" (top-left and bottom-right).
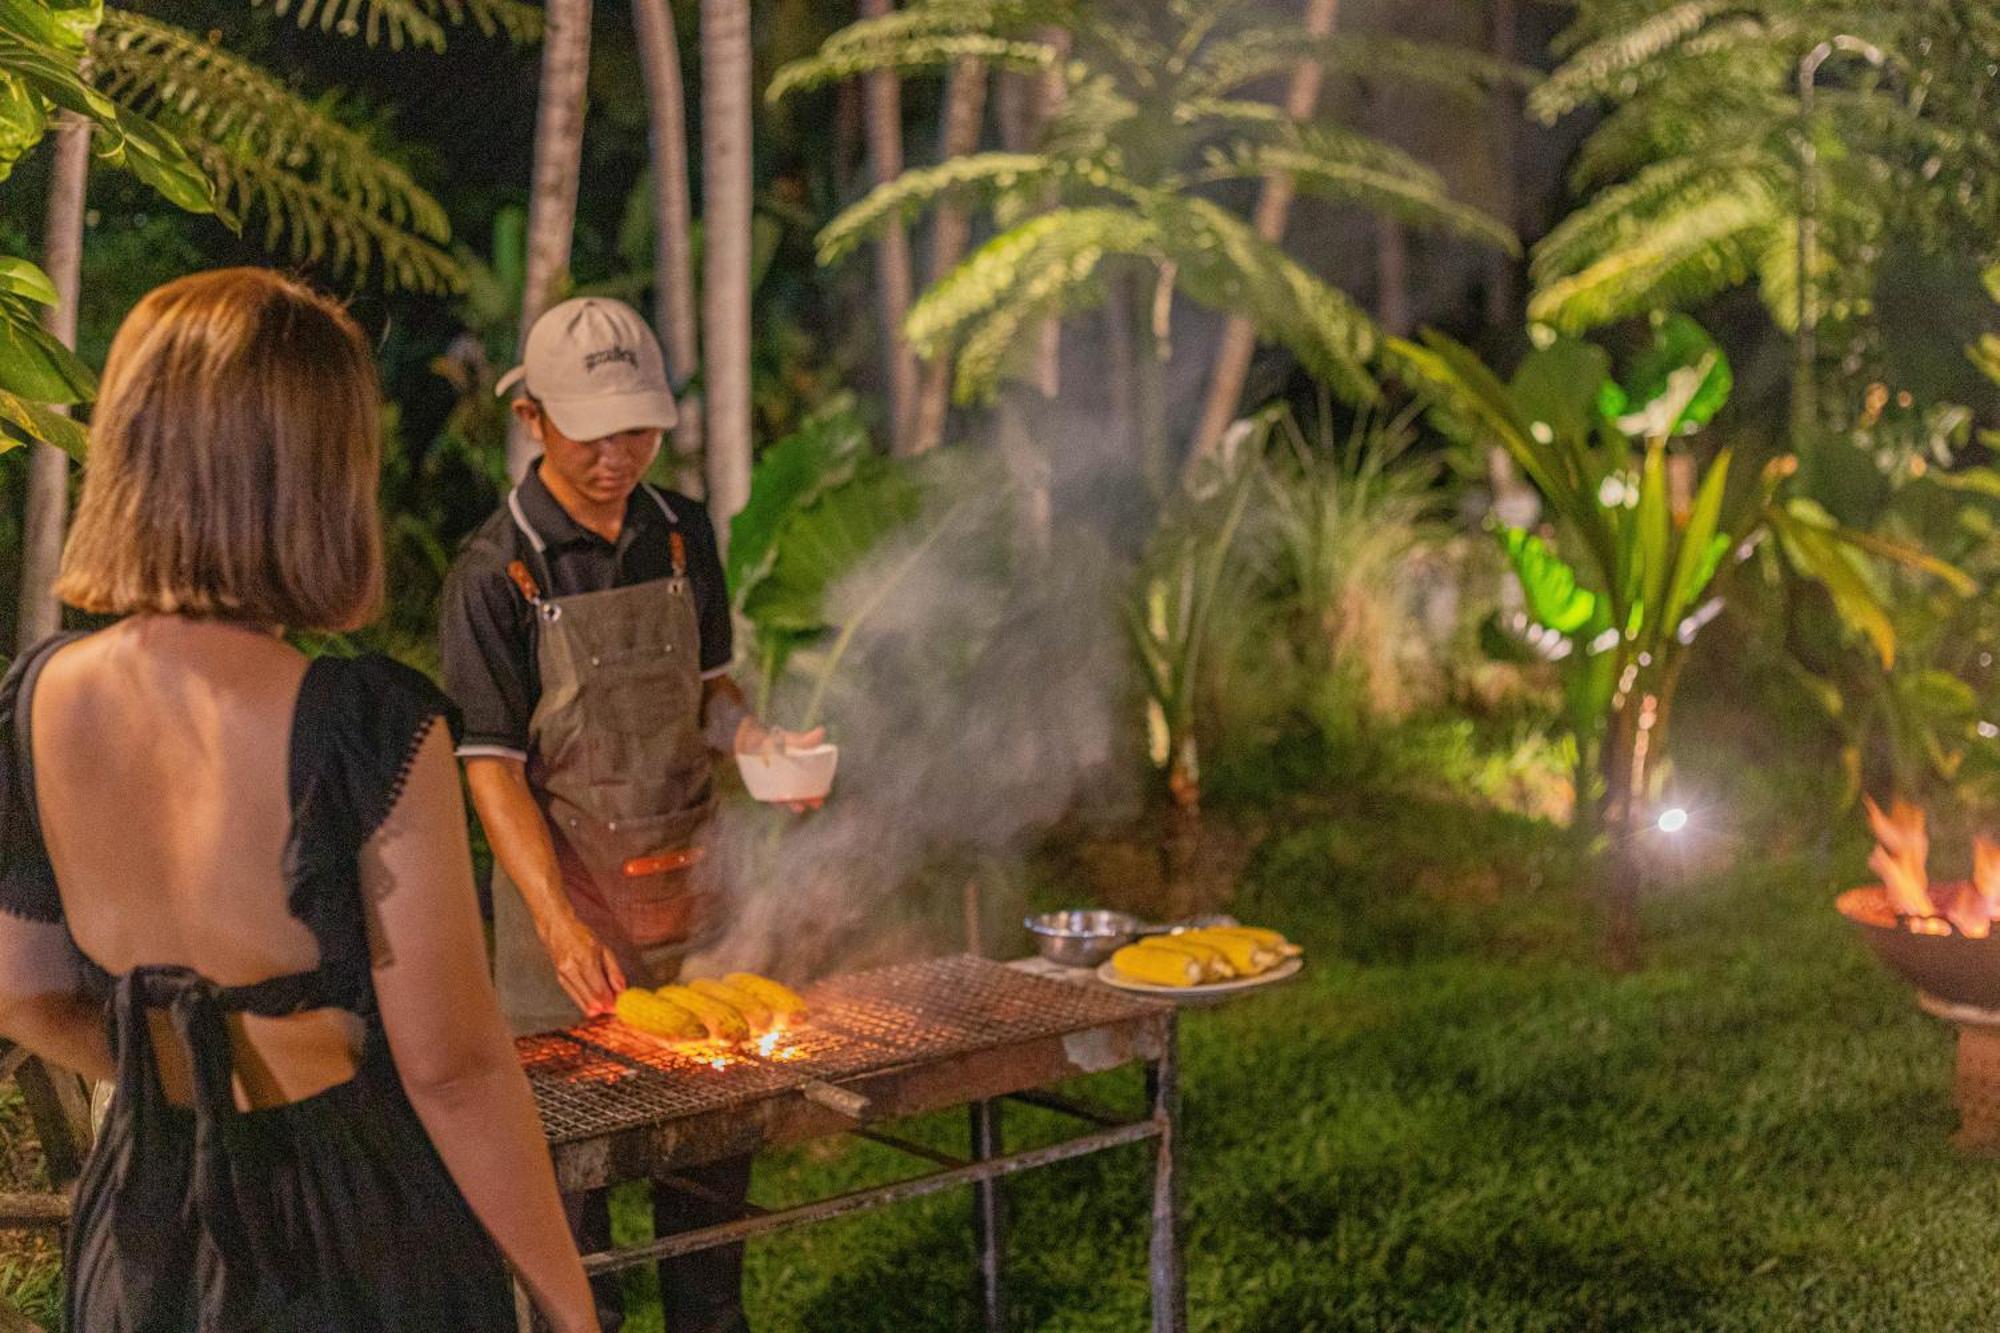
[
  {"x1": 773, "y1": 0, "x2": 1522, "y2": 408},
  {"x1": 0, "y1": 0, "x2": 213, "y2": 458},
  {"x1": 1529, "y1": 0, "x2": 2000, "y2": 342},
  {"x1": 1393, "y1": 314, "x2": 1968, "y2": 959}
]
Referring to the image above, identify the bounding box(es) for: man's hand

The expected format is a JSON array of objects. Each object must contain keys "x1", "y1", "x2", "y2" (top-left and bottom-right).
[
  {"x1": 734, "y1": 719, "x2": 829, "y2": 811},
  {"x1": 537, "y1": 911, "x2": 626, "y2": 1016}
]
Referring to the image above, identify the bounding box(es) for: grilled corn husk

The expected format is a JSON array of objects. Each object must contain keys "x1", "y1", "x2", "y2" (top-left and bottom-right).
[
  {"x1": 1110, "y1": 943, "x2": 1203, "y2": 987},
  {"x1": 1175, "y1": 928, "x2": 1280, "y2": 977},
  {"x1": 724, "y1": 972, "x2": 808, "y2": 1017},
  {"x1": 614, "y1": 988, "x2": 706, "y2": 1041},
  {"x1": 655, "y1": 984, "x2": 751, "y2": 1041},
  {"x1": 1133, "y1": 935, "x2": 1234, "y2": 979},
  {"x1": 690, "y1": 977, "x2": 774, "y2": 1031}
]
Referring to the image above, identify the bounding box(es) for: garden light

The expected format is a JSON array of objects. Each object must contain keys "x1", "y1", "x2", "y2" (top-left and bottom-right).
[{"x1": 1658, "y1": 808, "x2": 1690, "y2": 835}]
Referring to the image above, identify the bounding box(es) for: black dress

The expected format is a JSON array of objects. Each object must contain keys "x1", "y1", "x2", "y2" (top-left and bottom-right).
[{"x1": 0, "y1": 636, "x2": 517, "y2": 1332}]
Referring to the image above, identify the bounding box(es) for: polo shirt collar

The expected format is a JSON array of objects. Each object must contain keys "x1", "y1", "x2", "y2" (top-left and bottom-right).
[{"x1": 519, "y1": 459, "x2": 662, "y2": 555}]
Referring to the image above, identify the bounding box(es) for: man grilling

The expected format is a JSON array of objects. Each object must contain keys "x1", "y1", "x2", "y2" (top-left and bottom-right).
[{"x1": 441, "y1": 296, "x2": 818, "y2": 1333}]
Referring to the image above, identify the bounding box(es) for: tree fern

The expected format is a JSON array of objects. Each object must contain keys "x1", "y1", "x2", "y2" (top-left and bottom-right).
[
  {"x1": 92, "y1": 12, "x2": 465, "y2": 291},
  {"x1": 1188, "y1": 29, "x2": 1530, "y2": 103}
]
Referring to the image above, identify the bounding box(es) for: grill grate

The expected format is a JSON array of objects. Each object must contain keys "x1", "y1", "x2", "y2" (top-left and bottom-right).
[{"x1": 519, "y1": 954, "x2": 1161, "y2": 1144}]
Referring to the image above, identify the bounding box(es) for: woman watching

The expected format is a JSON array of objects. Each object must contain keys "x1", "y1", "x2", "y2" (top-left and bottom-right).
[{"x1": 0, "y1": 268, "x2": 597, "y2": 1331}]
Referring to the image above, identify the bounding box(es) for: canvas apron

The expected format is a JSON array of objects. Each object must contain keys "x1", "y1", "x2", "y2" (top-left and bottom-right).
[{"x1": 492, "y1": 484, "x2": 719, "y2": 1035}]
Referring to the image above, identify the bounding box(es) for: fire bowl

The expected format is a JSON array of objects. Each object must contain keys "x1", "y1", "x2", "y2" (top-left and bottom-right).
[{"x1": 1836, "y1": 885, "x2": 2000, "y2": 1010}]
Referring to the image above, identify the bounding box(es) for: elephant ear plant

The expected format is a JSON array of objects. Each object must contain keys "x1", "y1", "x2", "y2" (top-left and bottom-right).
[{"x1": 1392, "y1": 315, "x2": 1955, "y2": 967}]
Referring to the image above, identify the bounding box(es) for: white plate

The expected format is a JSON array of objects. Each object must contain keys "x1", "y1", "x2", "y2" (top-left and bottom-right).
[{"x1": 1095, "y1": 955, "x2": 1303, "y2": 1000}]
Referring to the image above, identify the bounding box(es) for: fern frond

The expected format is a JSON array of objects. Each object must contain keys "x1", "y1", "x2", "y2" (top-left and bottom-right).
[
  {"x1": 1532, "y1": 153, "x2": 1773, "y2": 280},
  {"x1": 1569, "y1": 79, "x2": 1788, "y2": 188},
  {"x1": 1531, "y1": 0, "x2": 1739, "y2": 121},
  {"x1": 770, "y1": 32, "x2": 1058, "y2": 103},
  {"x1": 1201, "y1": 129, "x2": 1519, "y2": 254},
  {"x1": 1189, "y1": 29, "x2": 1530, "y2": 103},
  {"x1": 816, "y1": 152, "x2": 1068, "y2": 265},
  {"x1": 1529, "y1": 177, "x2": 1781, "y2": 332},
  {"x1": 94, "y1": 14, "x2": 461, "y2": 289},
  {"x1": 254, "y1": 0, "x2": 542, "y2": 48},
  {"x1": 208, "y1": 147, "x2": 467, "y2": 292},
  {"x1": 905, "y1": 207, "x2": 1154, "y2": 384},
  {"x1": 1147, "y1": 193, "x2": 1379, "y2": 401}
]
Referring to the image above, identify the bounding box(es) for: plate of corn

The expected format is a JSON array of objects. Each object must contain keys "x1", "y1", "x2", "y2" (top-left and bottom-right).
[
  {"x1": 1097, "y1": 925, "x2": 1303, "y2": 998},
  {"x1": 613, "y1": 972, "x2": 809, "y2": 1041}
]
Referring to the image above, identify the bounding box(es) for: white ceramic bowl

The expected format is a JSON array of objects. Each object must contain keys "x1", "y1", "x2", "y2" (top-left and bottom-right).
[{"x1": 736, "y1": 743, "x2": 839, "y2": 803}]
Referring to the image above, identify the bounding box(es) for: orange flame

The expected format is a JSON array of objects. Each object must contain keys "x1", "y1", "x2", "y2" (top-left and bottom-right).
[{"x1": 1865, "y1": 796, "x2": 1931, "y2": 918}]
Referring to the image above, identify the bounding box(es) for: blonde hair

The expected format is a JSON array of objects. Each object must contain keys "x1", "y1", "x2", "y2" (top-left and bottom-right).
[{"x1": 56, "y1": 267, "x2": 384, "y2": 631}]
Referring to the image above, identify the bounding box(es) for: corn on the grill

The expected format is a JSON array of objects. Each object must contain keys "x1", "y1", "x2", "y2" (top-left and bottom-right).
[
  {"x1": 690, "y1": 978, "x2": 773, "y2": 1031},
  {"x1": 1133, "y1": 935, "x2": 1233, "y2": 979},
  {"x1": 655, "y1": 985, "x2": 751, "y2": 1041},
  {"x1": 1110, "y1": 943, "x2": 1203, "y2": 986},
  {"x1": 613, "y1": 988, "x2": 706, "y2": 1041},
  {"x1": 1175, "y1": 928, "x2": 1280, "y2": 977},
  {"x1": 724, "y1": 972, "x2": 808, "y2": 1017}
]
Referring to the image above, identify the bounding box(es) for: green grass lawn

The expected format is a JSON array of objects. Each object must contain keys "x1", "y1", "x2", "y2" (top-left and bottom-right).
[
  {"x1": 599, "y1": 757, "x2": 2000, "y2": 1331},
  {"x1": 6, "y1": 729, "x2": 1991, "y2": 1330}
]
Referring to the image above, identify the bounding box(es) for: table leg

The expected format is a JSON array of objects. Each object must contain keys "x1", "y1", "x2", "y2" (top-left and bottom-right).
[
  {"x1": 1147, "y1": 1017, "x2": 1187, "y2": 1333},
  {"x1": 971, "y1": 1097, "x2": 1007, "y2": 1331}
]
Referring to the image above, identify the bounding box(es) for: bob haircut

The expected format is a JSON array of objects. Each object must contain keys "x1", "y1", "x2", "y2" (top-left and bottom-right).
[{"x1": 56, "y1": 267, "x2": 383, "y2": 631}]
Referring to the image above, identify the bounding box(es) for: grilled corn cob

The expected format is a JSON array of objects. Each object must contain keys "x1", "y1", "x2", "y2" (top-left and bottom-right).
[
  {"x1": 724, "y1": 972, "x2": 808, "y2": 1017},
  {"x1": 690, "y1": 978, "x2": 773, "y2": 1032},
  {"x1": 1176, "y1": 928, "x2": 1279, "y2": 977},
  {"x1": 614, "y1": 988, "x2": 706, "y2": 1041},
  {"x1": 1203, "y1": 925, "x2": 1302, "y2": 958},
  {"x1": 1110, "y1": 943, "x2": 1203, "y2": 987},
  {"x1": 655, "y1": 985, "x2": 751, "y2": 1041},
  {"x1": 1134, "y1": 935, "x2": 1234, "y2": 980}
]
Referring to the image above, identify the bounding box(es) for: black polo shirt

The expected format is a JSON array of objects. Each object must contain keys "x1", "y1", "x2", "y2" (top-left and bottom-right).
[{"x1": 439, "y1": 461, "x2": 733, "y2": 761}]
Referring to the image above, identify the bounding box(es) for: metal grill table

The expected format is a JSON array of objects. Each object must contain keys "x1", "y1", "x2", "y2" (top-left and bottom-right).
[{"x1": 514, "y1": 954, "x2": 1185, "y2": 1331}]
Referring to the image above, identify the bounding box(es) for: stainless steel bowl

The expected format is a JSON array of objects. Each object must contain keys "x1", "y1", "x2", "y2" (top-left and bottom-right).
[{"x1": 1024, "y1": 909, "x2": 1141, "y2": 967}]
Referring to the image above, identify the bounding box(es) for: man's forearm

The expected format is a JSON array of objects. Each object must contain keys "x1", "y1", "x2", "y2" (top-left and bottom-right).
[
  {"x1": 463, "y1": 757, "x2": 574, "y2": 938},
  {"x1": 701, "y1": 674, "x2": 753, "y2": 753}
]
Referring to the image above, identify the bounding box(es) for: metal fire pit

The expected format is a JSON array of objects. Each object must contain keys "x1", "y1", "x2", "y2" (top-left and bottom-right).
[
  {"x1": 1838, "y1": 886, "x2": 2000, "y2": 1152},
  {"x1": 514, "y1": 954, "x2": 1184, "y2": 1331}
]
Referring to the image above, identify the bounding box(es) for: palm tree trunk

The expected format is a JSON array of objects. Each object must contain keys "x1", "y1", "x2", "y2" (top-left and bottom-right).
[
  {"x1": 633, "y1": 0, "x2": 705, "y2": 496},
  {"x1": 909, "y1": 54, "x2": 988, "y2": 456},
  {"x1": 859, "y1": 0, "x2": 920, "y2": 456},
  {"x1": 1028, "y1": 26, "x2": 1067, "y2": 399},
  {"x1": 507, "y1": 0, "x2": 593, "y2": 481},
  {"x1": 1374, "y1": 215, "x2": 1412, "y2": 336},
  {"x1": 1187, "y1": 0, "x2": 1340, "y2": 474},
  {"x1": 1485, "y1": 0, "x2": 1520, "y2": 328},
  {"x1": 701, "y1": 0, "x2": 753, "y2": 548},
  {"x1": 17, "y1": 113, "x2": 90, "y2": 653}
]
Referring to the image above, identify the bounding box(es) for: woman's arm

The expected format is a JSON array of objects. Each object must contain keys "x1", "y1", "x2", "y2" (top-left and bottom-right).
[
  {"x1": 361, "y1": 724, "x2": 596, "y2": 1333},
  {"x1": 0, "y1": 914, "x2": 111, "y2": 1082}
]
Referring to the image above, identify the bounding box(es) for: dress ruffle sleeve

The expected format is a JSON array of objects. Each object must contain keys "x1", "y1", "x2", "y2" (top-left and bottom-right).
[{"x1": 0, "y1": 641, "x2": 71, "y2": 924}]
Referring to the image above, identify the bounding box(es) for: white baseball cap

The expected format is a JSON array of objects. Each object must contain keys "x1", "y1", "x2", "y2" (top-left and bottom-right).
[{"x1": 496, "y1": 297, "x2": 678, "y2": 441}]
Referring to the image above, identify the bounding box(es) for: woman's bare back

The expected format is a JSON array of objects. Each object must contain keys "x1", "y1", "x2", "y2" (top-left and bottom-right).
[{"x1": 29, "y1": 616, "x2": 362, "y2": 1107}]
